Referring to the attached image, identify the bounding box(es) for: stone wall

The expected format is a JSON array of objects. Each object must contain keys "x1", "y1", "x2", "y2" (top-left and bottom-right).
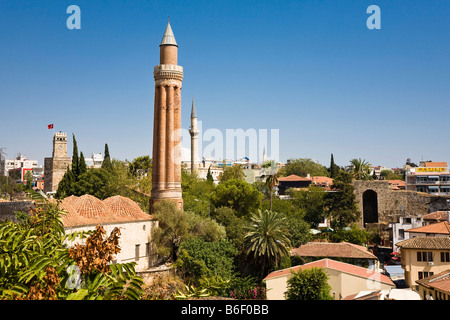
[
  {"x1": 0, "y1": 200, "x2": 33, "y2": 223},
  {"x1": 352, "y1": 181, "x2": 449, "y2": 246}
]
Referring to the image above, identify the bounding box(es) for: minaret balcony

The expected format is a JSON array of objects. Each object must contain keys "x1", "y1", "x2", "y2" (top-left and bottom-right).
[{"x1": 154, "y1": 64, "x2": 184, "y2": 81}]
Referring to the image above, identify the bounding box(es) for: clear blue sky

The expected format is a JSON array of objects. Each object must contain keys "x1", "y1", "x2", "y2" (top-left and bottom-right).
[{"x1": 1, "y1": 0, "x2": 449, "y2": 169}]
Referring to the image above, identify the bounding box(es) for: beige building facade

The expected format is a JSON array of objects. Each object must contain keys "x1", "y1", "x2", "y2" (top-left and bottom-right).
[
  {"x1": 264, "y1": 258, "x2": 394, "y2": 300},
  {"x1": 396, "y1": 237, "x2": 450, "y2": 290}
]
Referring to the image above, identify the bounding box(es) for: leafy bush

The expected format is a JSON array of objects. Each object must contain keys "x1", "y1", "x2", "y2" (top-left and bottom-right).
[
  {"x1": 285, "y1": 267, "x2": 333, "y2": 300},
  {"x1": 175, "y1": 237, "x2": 238, "y2": 282},
  {"x1": 0, "y1": 191, "x2": 144, "y2": 300}
]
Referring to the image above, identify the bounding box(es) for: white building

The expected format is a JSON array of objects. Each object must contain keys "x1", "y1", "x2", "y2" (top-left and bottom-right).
[
  {"x1": 60, "y1": 194, "x2": 157, "y2": 272},
  {"x1": 405, "y1": 161, "x2": 450, "y2": 195},
  {"x1": 84, "y1": 153, "x2": 104, "y2": 169},
  {"x1": 0, "y1": 153, "x2": 38, "y2": 176},
  {"x1": 390, "y1": 216, "x2": 425, "y2": 252}
]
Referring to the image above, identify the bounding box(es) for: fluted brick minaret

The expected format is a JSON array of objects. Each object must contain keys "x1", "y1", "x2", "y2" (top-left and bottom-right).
[{"x1": 150, "y1": 20, "x2": 184, "y2": 212}]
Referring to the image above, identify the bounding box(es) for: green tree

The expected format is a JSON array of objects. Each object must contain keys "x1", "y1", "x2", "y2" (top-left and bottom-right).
[
  {"x1": 151, "y1": 201, "x2": 190, "y2": 262},
  {"x1": 128, "y1": 155, "x2": 152, "y2": 177},
  {"x1": 328, "y1": 154, "x2": 340, "y2": 178},
  {"x1": 349, "y1": 158, "x2": 372, "y2": 180},
  {"x1": 101, "y1": 144, "x2": 113, "y2": 172},
  {"x1": 24, "y1": 170, "x2": 33, "y2": 191},
  {"x1": 285, "y1": 215, "x2": 312, "y2": 248},
  {"x1": 182, "y1": 170, "x2": 215, "y2": 217},
  {"x1": 212, "y1": 206, "x2": 247, "y2": 250},
  {"x1": 0, "y1": 192, "x2": 144, "y2": 300},
  {"x1": 79, "y1": 152, "x2": 87, "y2": 175},
  {"x1": 283, "y1": 158, "x2": 329, "y2": 177},
  {"x1": 219, "y1": 164, "x2": 245, "y2": 183},
  {"x1": 380, "y1": 169, "x2": 403, "y2": 181},
  {"x1": 329, "y1": 223, "x2": 370, "y2": 245},
  {"x1": 73, "y1": 168, "x2": 115, "y2": 200},
  {"x1": 211, "y1": 179, "x2": 262, "y2": 218},
  {"x1": 285, "y1": 267, "x2": 333, "y2": 300},
  {"x1": 325, "y1": 171, "x2": 359, "y2": 230},
  {"x1": 187, "y1": 212, "x2": 226, "y2": 243},
  {"x1": 206, "y1": 165, "x2": 214, "y2": 184},
  {"x1": 289, "y1": 186, "x2": 326, "y2": 228},
  {"x1": 0, "y1": 176, "x2": 21, "y2": 200},
  {"x1": 244, "y1": 209, "x2": 292, "y2": 278},
  {"x1": 71, "y1": 134, "x2": 79, "y2": 178},
  {"x1": 175, "y1": 237, "x2": 238, "y2": 283}
]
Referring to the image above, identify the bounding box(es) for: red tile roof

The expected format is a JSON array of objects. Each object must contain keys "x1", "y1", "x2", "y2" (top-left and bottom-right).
[
  {"x1": 396, "y1": 236, "x2": 450, "y2": 249},
  {"x1": 423, "y1": 211, "x2": 449, "y2": 222},
  {"x1": 343, "y1": 291, "x2": 382, "y2": 300},
  {"x1": 278, "y1": 174, "x2": 311, "y2": 182},
  {"x1": 406, "y1": 221, "x2": 450, "y2": 235},
  {"x1": 416, "y1": 270, "x2": 450, "y2": 293},
  {"x1": 290, "y1": 242, "x2": 377, "y2": 259},
  {"x1": 311, "y1": 176, "x2": 333, "y2": 184},
  {"x1": 264, "y1": 258, "x2": 393, "y2": 286},
  {"x1": 59, "y1": 195, "x2": 152, "y2": 228}
]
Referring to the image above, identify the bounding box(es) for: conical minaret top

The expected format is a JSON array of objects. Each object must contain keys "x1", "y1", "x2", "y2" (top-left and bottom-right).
[
  {"x1": 160, "y1": 18, "x2": 177, "y2": 47},
  {"x1": 191, "y1": 97, "x2": 197, "y2": 119},
  {"x1": 159, "y1": 19, "x2": 179, "y2": 65}
]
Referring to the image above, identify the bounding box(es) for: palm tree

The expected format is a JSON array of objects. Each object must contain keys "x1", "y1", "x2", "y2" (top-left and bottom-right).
[
  {"x1": 260, "y1": 160, "x2": 280, "y2": 211},
  {"x1": 349, "y1": 158, "x2": 372, "y2": 180},
  {"x1": 244, "y1": 209, "x2": 292, "y2": 278}
]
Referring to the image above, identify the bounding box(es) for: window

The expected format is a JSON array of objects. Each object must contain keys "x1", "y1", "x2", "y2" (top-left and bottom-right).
[
  {"x1": 441, "y1": 252, "x2": 450, "y2": 262},
  {"x1": 135, "y1": 244, "x2": 140, "y2": 261},
  {"x1": 399, "y1": 229, "x2": 405, "y2": 240},
  {"x1": 419, "y1": 271, "x2": 434, "y2": 280},
  {"x1": 146, "y1": 242, "x2": 151, "y2": 256},
  {"x1": 417, "y1": 251, "x2": 433, "y2": 262}
]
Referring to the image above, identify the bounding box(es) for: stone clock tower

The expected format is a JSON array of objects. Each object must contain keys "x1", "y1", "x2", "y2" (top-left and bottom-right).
[
  {"x1": 44, "y1": 132, "x2": 71, "y2": 194},
  {"x1": 150, "y1": 20, "x2": 184, "y2": 212}
]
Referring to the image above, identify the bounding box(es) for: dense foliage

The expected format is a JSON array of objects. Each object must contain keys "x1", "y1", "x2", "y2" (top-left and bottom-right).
[
  {"x1": 211, "y1": 179, "x2": 262, "y2": 218},
  {"x1": 0, "y1": 192, "x2": 144, "y2": 300},
  {"x1": 285, "y1": 267, "x2": 333, "y2": 300},
  {"x1": 281, "y1": 158, "x2": 329, "y2": 177}
]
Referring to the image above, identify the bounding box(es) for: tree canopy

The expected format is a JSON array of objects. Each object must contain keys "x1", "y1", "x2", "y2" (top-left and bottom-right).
[
  {"x1": 211, "y1": 179, "x2": 262, "y2": 218},
  {"x1": 282, "y1": 158, "x2": 329, "y2": 177},
  {"x1": 0, "y1": 192, "x2": 144, "y2": 300},
  {"x1": 285, "y1": 267, "x2": 333, "y2": 300}
]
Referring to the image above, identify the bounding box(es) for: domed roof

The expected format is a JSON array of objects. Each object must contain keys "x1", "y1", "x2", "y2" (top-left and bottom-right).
[
  {"x1": 103, "y1": 195, "x2": 150, "y2": 219},
  {"x1": 59, "y1": 194, "x2": 152, "y2": 227},
  {"x1": 72, "y1": 194, "x2": 109, "y2": 218},
  {"x1": 63, "y1": 195, "x2": 80, "y2": 207},
  {"x1": 59, "y1": 197, "x2": 92, "y2": 227}
]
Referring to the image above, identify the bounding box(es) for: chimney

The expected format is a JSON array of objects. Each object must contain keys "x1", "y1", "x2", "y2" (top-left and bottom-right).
[{"x1": 307, "y1": 174, "x2": 310, "y2": 179}]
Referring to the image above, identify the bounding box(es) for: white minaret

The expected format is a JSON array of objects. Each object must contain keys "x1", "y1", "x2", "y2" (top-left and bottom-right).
[
  {"x1": 189, "y1": 97, "x2": 199, "y2": 173},
  {"x1": 262, "y1": 147, "x2": 267, "y2": 164}
]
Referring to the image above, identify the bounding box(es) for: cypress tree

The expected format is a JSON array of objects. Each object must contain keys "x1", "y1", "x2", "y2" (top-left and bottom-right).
[
  {"x1": 72, "y1": 134, "x2": 79, "y2": 178},
  {"x1": 206, "y1": 165, "x2": 214, "y2": 183},
  {"x1": 79, "y1": 151, "x2": 87, "y2": 175},
  {"x1": 101, "y1": 143, "x2": 112, "y2": 172},
  {"x1": 329, "y1": 154, "x2": 339, "y2": 178}
]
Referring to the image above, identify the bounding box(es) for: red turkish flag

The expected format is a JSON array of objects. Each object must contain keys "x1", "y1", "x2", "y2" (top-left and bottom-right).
[{"x1": 48, "y1": 124, "x2": 54, "y2": 129}]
